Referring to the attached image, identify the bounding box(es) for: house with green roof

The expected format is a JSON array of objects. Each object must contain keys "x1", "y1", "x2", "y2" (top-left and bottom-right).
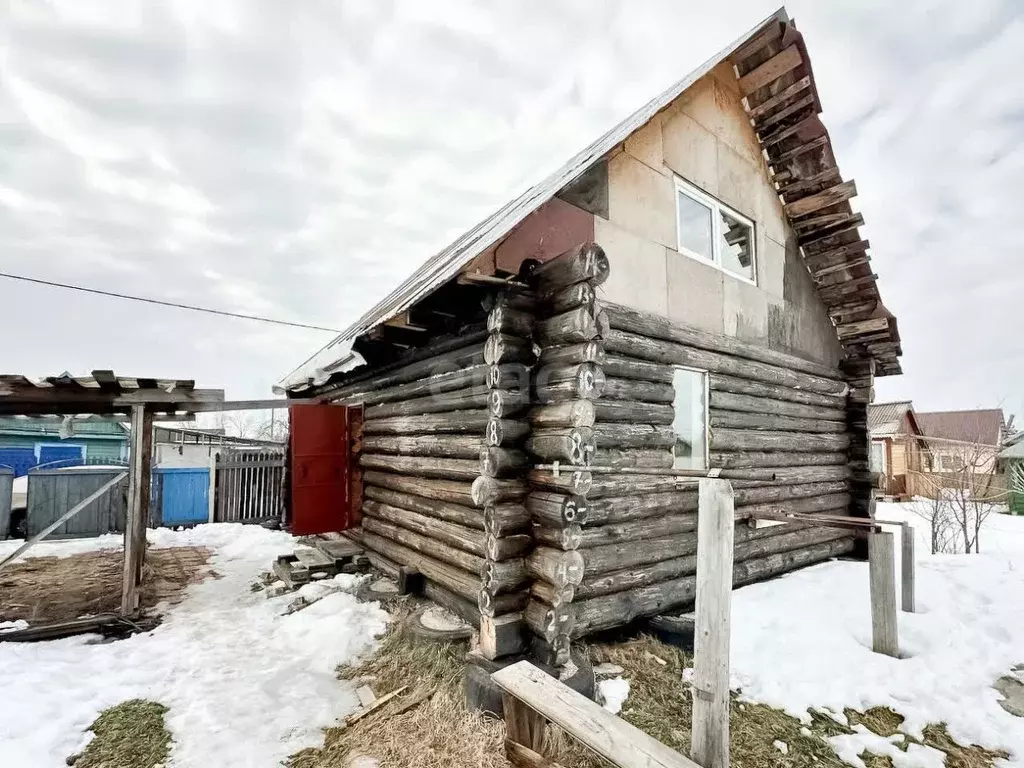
[{"x1": 0, "y1": 416, "x2": 128, "y2": 476}]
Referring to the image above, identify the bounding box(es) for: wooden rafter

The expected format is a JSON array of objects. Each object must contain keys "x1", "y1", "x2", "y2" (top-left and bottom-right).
[
  {"x1": 785, "y1": 180, "x2": 858, "y2": 219},
  {"x1": 738, "y1": 45, "x2": 803, "y2": 95}
]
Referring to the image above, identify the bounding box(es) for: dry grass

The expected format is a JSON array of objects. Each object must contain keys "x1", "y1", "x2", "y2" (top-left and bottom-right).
[
  {"x1": 290, "y1": 620, "x2": 1009, "y2": 768},
  {"x1": 0, "y1": 546, "x2": 210, "y2": 624},
  {"x1": 67, "y1": 699, "x2": 171, "y2": 768}
]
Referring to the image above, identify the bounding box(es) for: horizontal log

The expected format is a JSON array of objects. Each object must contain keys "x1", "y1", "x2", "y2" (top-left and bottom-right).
[
  {"x1": 361, "y1": 531, "x2": 481, "y2": 603},
  {"x1": 526, "y1": 492, "x2": 590, "y2": 527},
  {"x1": 533, "y1": 525, "x2": 583, "y2": 550},
  {"x1": 592, "y1": 400, "x2": 674, "y2": 425},
  {"x1": 526, "y1": 547, "x2": 585, "y2": 589},
  {"x1": 484, "y1": 334, "x2": 535, "y2": 366},
  {"x1": 486, "y1": 419, "x2": 530, "y2": 447},
  {"x1": 577, "y1": 512, "x2": 698, "y2": 549},
  {"x1": 360, "y1": 453, "x2": 480, "y2": 480},
  {"x1": 601, "y1": 377, "x2": 675, "y2": 404},
  {"x1": 569, "y1": 534, "x2": 855, "y2": 638},
  {"x1": 529, "y1": 401, "x2": 596, "y2": 429},
  {"x1": 590, "y1": 448, "x2": 674, "y2": 469},
  {"x1": 737, "y1": 493, "x2": 851, "y2": 519},
  {"x1": 349, "y1": 363, "x2": 491, "y2": 408},
  {"x1": 534, "y1": 378, "x2": 605, "y2": 402},
  {"x1": 523, "y1": 598, "x2": 574, "y2": 645},
  {"x1": 526, "y1": 469, "x2": 592, "y2": 496},
  {"x1": 602, "y1": 355, "x2": 674, "y2": 384},
  {"x1": 529, "y1": 581, "x2": 575, "y2": 608},
  {"x1": 574, "y1": 526, "x2": 852, "y2": 602},
  {"x1": 537, "y1": 342, "x2": 605, "y2": 367},
  {"x1": 477, "y1": 588, "x2": 528, "y2": 619},
  {"x1": 710, "y1": 429, "x2": 850, "y2": 453},
  {"x1": 482, "y1": 558, "x2": 530, "y2": 595},
  {"x1": 480, "y1": 447, "x2": 529, "y2": 478},
  {"x1": 363, "y1": 409, "x2": 490, "y2": 435},
  {"x1": 364, "y1": 485, "x2": 483, "y2": 530},
  {"x1": 484, "y1": 504, "x2": 532, "y2": 537},
  {"x1": 709, "y1": 451, "x2": 848, "y2": 469},
  {"x1": 488, "y1": 364, "x2": 531, "y2": 392},
  {"x1": 487, "y1": 306, "x2": 533, "y2": 338},
  {"x1": 587, "y1": 474, "x2": 694, "y2": 499},
  {"x1": 526, "y1": 428, "x2": 596, "y2": 464},
  {"x1": 364, "y1": 386, "x2": 489, "y2": 420},
  {"x1": 363, "y1": 499, "x2": 487, "y2": 556},
  {"x1": 485, "y1": 533, "x2": 533, "y2": 561},
  {"x1": 733, "y1": 481, "x2": 849, "y2": 507},
  {"x1": 603, "y1": 329, "x2": 847, "y2": 396},
  {"x1": 531, "y1": 243, "x2": 610, "y2": 289},
  {"x1": 586, "y1": 490, "x2": 698, "y2": 526},
  {"x1": 709, "y1": 373, "x2": 846, "y2": 409},
  {"x1": 594, "y1": 423, "x2": 675, "y2": 449},
  {"x1": 709, "y1": 410, "x2": 847, "y2": 434},
  {"x1": 547, "y1": 281, "x2": 596, "y2": 315},
  {"x1": 363, "y1": 471, "x2": 475, "y2": 506},
  {"x1": 423, "y1": 579, "x2": 480, "y2": 628},
  {"x1": 363, "y1": 515, "x2": 484, "y2": 573},
  {"x1": 717, "y1": 465, "x2": 851, "y2": 483},
  {"x1": 472, "y1": 476, "x2": 528, "y2": 506},
  {"x1": 601, "y1": 301, "x2": 842, "y2": 380},
  {"x1": 488, "y1": 389, "x2": 531, "y2": 419},
  {"x1": 361, "y1": 434, "x2": 482, "y2": 459},
  {"x1": 581, "y1": 532, "x2": 700, "y2": 577},
  {"x1": 709, "y1": 390, "x2": 845, "y2": 421},
  {"x1": 536, "y1": 307, "x2": 599, "y2": 345}
]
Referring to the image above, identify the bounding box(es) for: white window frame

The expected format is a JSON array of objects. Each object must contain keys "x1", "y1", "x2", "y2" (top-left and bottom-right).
[
  {"x1": 674, "y1": 176, "x2": 757, "y2": 286},
  {"x1": 671, "y1": 365, "x2": 709, "y2": 471}
]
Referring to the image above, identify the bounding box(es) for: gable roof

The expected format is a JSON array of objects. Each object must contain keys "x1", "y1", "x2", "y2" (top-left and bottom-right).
[
  {"x1": 916, "y1": 409, "x2": 1005, "y2": 447},
  {"x1": 868, "y1": 401, "x2": 925, "y2": 438},
  {"x1": 282, "y1": 6, "x2": 902, "y2": 391}
]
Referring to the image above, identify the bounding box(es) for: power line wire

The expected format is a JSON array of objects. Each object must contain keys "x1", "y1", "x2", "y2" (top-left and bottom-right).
[{"x1": 0, "y1": 270, "x2": 341, "y2": 333}]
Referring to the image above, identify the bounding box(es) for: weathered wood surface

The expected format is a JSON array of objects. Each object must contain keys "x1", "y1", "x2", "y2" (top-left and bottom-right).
[
  {"x1": 486, "y1": 419, "x2": 531, "y2": 447},
  {"x1": 361, "y1": 531, "x2": 481, "y2": 602},
  {"x1": 531, "y1": 243, "x2": 610, "y2": 289},
  {"x1": 424, "y1": 578, "x2": 481, "y2": 628},
  {"x1": 733, "y1": 481, "x2": 849, "y2": 507},
  {"x1": 488, "y1": 306, "x2": 534, "y2": 338},
  {"x1": 709, "y1": 410, "x2": 847, "y2": 434},
  {"x1": 601, "y1": 377, "x2": 675, "y2": 404},
  {"x1": 536, "y1": 307, "x2": 599, "y2": 344},
  {"x1": 602, "y1": 356, "x2": 675, "y2": 384},
  {"x1": 363, "y1": 515, "x2": 485, "y2": 574},
  {"x1": 483, "y1": 558, "x2": 531, "y2": 595},
  {"x1": 901, "y1": 522, "x2": 916, "y2": 613},
  {"x1": 346, "y1": 363, "x2": 491, "y2": 409},
  {"x1": 738, "y1": 493, "x2": 851, "y2": 520},
  {"x1": 538, "y1": 341, "x2": 605, "y2": 367},
  {"x1": 486, "y1": 532, "x2": 533, "y2": 561},
  {"x1": 480, "y1": 447, "x2": 530, "y2": 478},
  {"x1": 529, "y1": 401, "x2": 596, "y2": 429},
  {"x1": 709, "y1": 373, "x2": 847, "y2": 408},
  {"x1": 533, "y1": 525, "x2": 583, "y2": 551},
  {"x1": 363, "y1": 499, "x2": 488, "y2": 556},
  {"x1": 593, "y1": 423, "x2": 675, "y2": 449},
  {"x1": 479, "y1": 587, "x2": 529, "y2": 618},
  {"x1": 581, "y1": 533, "x2": 702, "y2": 577},
  {"x1": 592, "y1": 400, "x2": 674, "y2": 425},
  {"x1": 472, "y1": 476, "x2": 529, "y2": 506},
  {"x1": 590, "y1": 448, "x2": 674, "y2": 469},
  {"x1": 364, "y1": 387, "x2": 489, "y2": 420},
  {"x1": 529, "y1": 581, "x2": 575, "y2": 608},
  {"x1": 485, "y1": 334, "x2": 535, "y2": 366},
  {"x1": 527, "y1": 492, "x2": 590, "y2": 527},
  {"x1": 362, "y1": 434, "x2": 483, "y2": 459},
  {"x1": 546, "y1": 281, "x2": 597, "y2": 315},
  {"x1": 692, "y1": 479, "x2": 734, "y2": 768},
  {"x1": 360, "y1": 453, "x2": 480, "y2": 480},
  {"x1": 526, "y1": 428, "x2": 595, "y2": 464},
  {"x1": 489, "y1": 389, "x2": 532, "y2": 418},
  {"x1": 601, "y1": 301, "x2": 842, "y2": 380},
  {"x1": 492, "y1": 661, "x2": 700, "y2": 768},
  {"x1": 585, "y1": 490, "x2": 698, "y2": 526},
  {"x1": 489, "y1": 364, "x2": 532, "y2": 392},
  {"x1": 365, "y1": 485, "x2": 484, "y2": 530},
  {"x1": 869, "y1": 532, "x2": 899, "y2": 657},
  {"x1": 484, "y1": 503, "x2": 532, "y2": 536},
  {"x1": 576, "y1": 513, "x2": 699, "y2": 549},
  {"x1": 527, "y1": 547, "x2": 585, "y2": 589},
  {"x1": 717, "y1": 465, "x2": 851, "y2": 483},
  {"x1": 480, "y1": 613, "x2": 526, "y2": 659},
  {"x1": 363, "y1": 471, "x2": 476, "y2": 507},
  {"x1": 526, "y1": 469, "x2": 593, "y2": 496},
  {"x1": 709, "y1": 450, "x2": 848, "y2": 469},
  {"x1": 523, "y1": 598, "x2": 573, "y2": 645},
  {"x1": 363, "y1": 409, "x2": 491, "y2": 435},
  {"x1": 710, "y1": 429, "x2": 850, "y2": 453},
  {"x1": 587, "y1": 474, "x2": 692, "y2": 499}
]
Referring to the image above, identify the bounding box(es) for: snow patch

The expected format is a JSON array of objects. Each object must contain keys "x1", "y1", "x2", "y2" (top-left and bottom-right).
[
  {"x1": 773, "y1": 740, "x2": 789, "y2": 755},
  {"x1": 597, "y1": 677, "x2": 630, "y2": 714},
  {"x1": 829, "y1": 725, "x2": 945, "y2": 768}
]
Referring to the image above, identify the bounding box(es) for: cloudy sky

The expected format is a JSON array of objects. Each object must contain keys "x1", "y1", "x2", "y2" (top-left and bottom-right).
[{"x1": 1, "y1": 0, "x2": 1021, "y2": 424}]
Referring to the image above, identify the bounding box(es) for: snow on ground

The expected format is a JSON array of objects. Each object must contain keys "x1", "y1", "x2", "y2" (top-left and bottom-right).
[
  {"x1": 0, "y1": 524, "x2": 390, "y2": 768},
  {"x1": 730, "y1": 501, "x2": 1024, "y2": 765}
]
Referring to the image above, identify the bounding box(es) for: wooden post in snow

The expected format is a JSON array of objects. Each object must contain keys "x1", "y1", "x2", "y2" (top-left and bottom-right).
[
  {"x1": 869, "y1": 531, "x2": 899, "y2": 656},
  {"x1": 900, "y1": 522, "x2": 915, "y2": 613},
  {"x1": 122, "y1": 405, "x2": 154, "y2": 617},
  {"x1": 691, "y1": 478, "x2": 734, "y2": 768}
]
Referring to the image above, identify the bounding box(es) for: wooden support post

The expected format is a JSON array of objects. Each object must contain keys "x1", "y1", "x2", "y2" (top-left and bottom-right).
[
  {"x1": 502, "y1": 693, "x2": 551, "y2": 758},
  {"x1": 869, "y1": 532, "x2": 899, "y2": 656},
  {"x1": 900, "y1": 522, "x2": 915, "y2": 613},
  {"x1": 691, "y1": 479, "x2": 734, "y2": 768},
  {"x1": 121, "y1": 405, "x2": 154, "y2": 617}
]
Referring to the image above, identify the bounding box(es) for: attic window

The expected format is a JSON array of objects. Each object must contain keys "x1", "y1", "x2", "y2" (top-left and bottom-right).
[{"x1": 674, "y1": 177, "x2": 756, "y2": 284}]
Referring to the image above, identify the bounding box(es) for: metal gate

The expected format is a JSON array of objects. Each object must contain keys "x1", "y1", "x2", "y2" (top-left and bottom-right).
[
  {"x1": 290, "y1": 404, "x2": 349, "y2": 535},
  {"x1": 214, "y1": 448, "x2": 285, "y2": 524},
  {"x1": 0, "y1": 467, "x2": 12, "y2": 540},
  {"x1": 154, "y1": 467, "x2": 211, "y2": 527}
]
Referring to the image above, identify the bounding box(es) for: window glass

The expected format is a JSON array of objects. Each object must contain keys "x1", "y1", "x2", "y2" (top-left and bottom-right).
[
  {"x1": 870, "y1": 442, "x2": 885, "y2": 473},
  {"x1": 672, "y1": 367, "x2": 707, "y2": 470},
  {"x1": 719, "y1": 209, "x2": 755, "y2": 281},
  {"x1": 676, "y1": 190, "x2": 713, "y2": 261}
]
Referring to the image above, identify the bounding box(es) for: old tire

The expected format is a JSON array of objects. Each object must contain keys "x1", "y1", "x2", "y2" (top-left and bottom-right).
[
  {"x1": 464, "y1": 649, "x2": 595, "y2": 717},
  {"x1": 647, "y1": 613, "x2": 695, "y2": 652},
  {"x1": 407, "y1": 605, "x2": 474, "y2": 644}
]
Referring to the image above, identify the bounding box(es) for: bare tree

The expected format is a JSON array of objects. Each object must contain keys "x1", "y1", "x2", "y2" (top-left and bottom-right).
[
  {"x1": 908, "y1": 474, "x2": 959, "y2": 554},
  {"x1": 214, "y1": 410, "x2": 287, "y2": 442}
]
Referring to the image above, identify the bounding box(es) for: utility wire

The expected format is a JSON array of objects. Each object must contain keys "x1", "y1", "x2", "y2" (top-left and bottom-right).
[{"x1": 0, "y1": 270, "x2": 341, "y2": 333}]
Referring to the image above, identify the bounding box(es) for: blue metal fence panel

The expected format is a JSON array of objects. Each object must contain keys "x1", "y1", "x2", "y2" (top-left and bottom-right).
[
  {"x1": 0, "y1": 468, "x2": 12, "y2": 540},
  {"x1": 25, "y1": 468, "x2": 128, "y2": 539},
  {"x1": 0, "y1": 448, "x2": 37, "y2": 477},
  {"x1": 154, "y1": 467, "x2": 210, "y2": 527}
]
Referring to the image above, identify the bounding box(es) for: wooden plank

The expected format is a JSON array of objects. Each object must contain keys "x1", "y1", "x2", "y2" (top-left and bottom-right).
[
  {"x1": 755, "y1": 94, "x2": 816, "y2": 132},
  {"x1": 836, "y1": 317, "x2": 889, "y2": 339},
  {"x1": 492, "y1": 662, "x2": 700, "y2": 768},
  {"x1": 503, "y1": 694, "x2": 552, "y2": 757},
  {"x1": 749, "y1": 76, "x2": 812, "y2": 120},
  {"x1": 506, "y1": 740, "x2": 567, "y2": 768},
  {"x1": 731, "y1": 19, "x2": 784, "y2": 65},
  {"x1": 121, "y1": 406, "x2": 153, "y2": 617},
  {"x1": 812, "y1": 257, "x2": 870, "y2": 280},
  {"x1": 761, "y1": 114, "x2": 824, "y2": 147},
  {"x1": 804, "y1": 240, "x2": 871, "y2": 266},
  {"x1": 691, "y1": 479, "x2": 734, "y2": 768},
  {"x1": 786, "y1": 180, "x2": 858, "y2": 219},
  {"x1": 901, "y1": 522, "x2": 916, "y2": 613},
  {"x1": 738, "y1": 45, "x2": 803, "y2": 95},
  {"x1": 777, "y1": 167, "x2": 842, "y2": 198},
  {"x1": 767, "y1": 134, "x2": 828, "y2": 168},
  {"x1": 869, "y1": 532, "x2": 899, "y2": 657}
]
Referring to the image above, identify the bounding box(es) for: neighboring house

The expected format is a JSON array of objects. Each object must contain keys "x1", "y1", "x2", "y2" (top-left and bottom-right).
[
  {"x1": 867, "y1": 401, "x2": 929, "y2": 500},
  {"x1": 998, "y1": 432, "x2": 1024, "y2": 514},
  {"x1": 916, "y1": 409, "x2": 1006, "y2": 474},
  {"x1": 277, "y1": 9, "x2": 904, "y2": 658},
  {"x1": 0, "y1": 416, "x2": 129, "y2": 476}
]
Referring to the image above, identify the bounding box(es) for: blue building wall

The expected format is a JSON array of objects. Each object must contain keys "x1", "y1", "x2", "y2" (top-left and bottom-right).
[{"x1": 0, "y1": 417, "x2": 127, "y2": 476}]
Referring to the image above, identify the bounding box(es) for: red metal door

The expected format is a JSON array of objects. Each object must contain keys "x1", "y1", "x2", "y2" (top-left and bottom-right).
[{"x1": 290, "y1": 404, "x2": 349, "y2": 535}]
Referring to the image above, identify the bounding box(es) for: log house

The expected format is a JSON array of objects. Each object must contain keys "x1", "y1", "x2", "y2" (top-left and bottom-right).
[{"x1": 279, "y1": 9, "x2": 902, "y2": 664}]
